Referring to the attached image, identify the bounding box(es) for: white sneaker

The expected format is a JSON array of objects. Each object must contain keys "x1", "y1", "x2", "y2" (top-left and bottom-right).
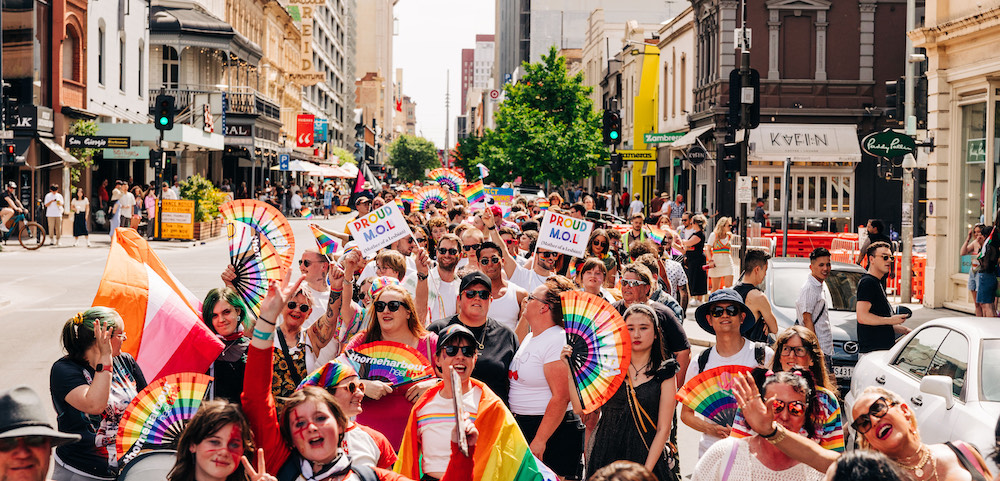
[{"x1": 0, "y1": 224, "x2": 8, "y2": 233}]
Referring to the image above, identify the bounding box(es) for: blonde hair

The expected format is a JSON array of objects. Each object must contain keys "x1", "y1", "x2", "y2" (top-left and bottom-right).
[{"x1": 713, "y1": 216, "x2": 732, "y2": 240}]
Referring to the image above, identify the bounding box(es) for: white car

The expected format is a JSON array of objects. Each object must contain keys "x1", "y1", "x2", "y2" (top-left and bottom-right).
[{"x1": 844, "y1": 317, "x2": 1000, "y2": 468}]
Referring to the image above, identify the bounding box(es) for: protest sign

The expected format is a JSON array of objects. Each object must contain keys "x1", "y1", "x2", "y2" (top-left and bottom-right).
[
  {"x1": 485, "y1": 187, "x2": 514, "y2": 206},
  {"x1": 348, "y1": 202, "x2": 413, "y2": 258},
  {"x1": 536, "y1": 210, "x2": 594, "y2": 258}
]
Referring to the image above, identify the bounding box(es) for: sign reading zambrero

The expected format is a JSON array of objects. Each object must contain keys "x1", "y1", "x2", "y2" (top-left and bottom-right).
[
  {"x1": 861, "y1": 129, "x2": 915, "y2": 159},
  {"x1": 643, "y1": 132, "x2": 683, "y2": 144},
  {"x1": 536, "y1": 210, "x2": 594, "y2": 258},
  {"x1": 348, "y1": 202, "x2": 413, "y2": 258},
  {"x1": 617, "y1": 150, "x2": 656, "y2": 161}
]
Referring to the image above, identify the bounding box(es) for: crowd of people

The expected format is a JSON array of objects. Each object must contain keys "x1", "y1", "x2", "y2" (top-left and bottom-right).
[{"x1": 5, "y1": 183, "x2": 998, "y2": 481}]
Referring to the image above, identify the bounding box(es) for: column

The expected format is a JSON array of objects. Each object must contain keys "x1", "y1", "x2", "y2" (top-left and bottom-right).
[
  {"x1": 768, "y1": 10, "x2": 780, "y2": 80},
  {"x1": 719, "y1": 1, "x2": 739, "y2": 74},
  {"x1": 859, "y1": 1, "x2": 877, "y2": 81},
  {"x1": 815, "y1": 10, "x2": 828, "y2": 80}
]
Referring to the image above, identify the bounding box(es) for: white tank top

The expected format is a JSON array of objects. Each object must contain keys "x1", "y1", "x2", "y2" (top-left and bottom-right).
[{"x1": 489, "y1": 281, "x2": 522, "y2": 332}]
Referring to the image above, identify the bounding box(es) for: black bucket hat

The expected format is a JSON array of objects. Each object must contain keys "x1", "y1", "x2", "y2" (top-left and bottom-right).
[
  {"x1": 694, "y1": 288, "x2": 755, "y2": 335},
  {"x1": 0, "y1": 386, "x2": 81, "y2": 446}
]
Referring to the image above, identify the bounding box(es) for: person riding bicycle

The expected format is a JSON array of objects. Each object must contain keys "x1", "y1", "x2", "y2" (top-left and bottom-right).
[{"x1": 1, "y1": 181, "x2": 26, "y2": 233}]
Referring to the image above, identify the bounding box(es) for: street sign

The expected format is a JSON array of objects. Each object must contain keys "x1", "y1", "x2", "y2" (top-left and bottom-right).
[
  {"x1": 686, "y1": 145, "x2": 708, "y2": 166},
  {"x1": 103, "y1": 146, "x2": 150, "y2": 159},
  {"x1": 737, "y1": 176, "x2": 753, "y2": 204},
  {"x1": 643, "y1": 132, "x2": 683, "y2": 144},
  {"x1": 489, "y1": 89, "x2": 500, "y2": 100},
  {"x1": 66, "y1": 135, "x2": 130, "y2": 149},
  {"x1": 617, "y1": 149, "x2": 655, "y2": 161},
  {"x1": 861, "y1": 129, "x2": 915, "y2": 159},
  {"x1": 279, "y1": 154, "x2": 290, "y2": 171}
]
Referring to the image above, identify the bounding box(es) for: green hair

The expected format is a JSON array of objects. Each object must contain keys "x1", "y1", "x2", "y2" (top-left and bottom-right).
[
  {"x1": 201, "y1": 287, "x2": 249, "y2": 334},
  {"x1": 60, "y1": 307, "x2": 121, "y2": 363}
]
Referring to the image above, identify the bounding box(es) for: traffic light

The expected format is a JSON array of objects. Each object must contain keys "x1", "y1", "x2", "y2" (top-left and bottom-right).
[
  {"x1": 721, "y1": 142, "x2": 742, "y2": 173},
  {"x1": 150, "y1": 149, "x2": 162, "y2": 169},
  {"x1": 885, "y1": 78, "x2": 904, "y2": 122},
  {"x1": 602, "y1": 110, "x2": 621, "y2": 145},
  {"x1": 915, "y1": 75, "x2": 928, "y2": 130},
  {"x1": 728, "y1": 68, "x2": 761, "y2": 130},
  {"x1": 2, "y1": 143, "x2": 13, "y2": 165},
  {"x1": 154, "y1": 95, "x2": 175, "y2": 131},
  {"x1": 609, "y1": 153, "x2": 622, "y2": 172}
]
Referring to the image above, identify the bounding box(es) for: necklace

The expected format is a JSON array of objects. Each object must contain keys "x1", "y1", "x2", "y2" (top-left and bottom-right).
[
  {"x1": 470, "y1": 324, "x2": 486, "y2": 350},
  {"x1": 896, "y1": 444, "x2": 931, "y2": 478}
]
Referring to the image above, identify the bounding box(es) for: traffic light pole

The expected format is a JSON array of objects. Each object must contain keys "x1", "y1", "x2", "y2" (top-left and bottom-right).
[
  {"x1": 738, "y1": 0, "x2": 751, "y2": 265},
  {"x1": 900, "y1": 0, "x2": 917, "y2": 303},
  {"x1": 155, "y1": 129, "x2": 164, "y2": 240}
]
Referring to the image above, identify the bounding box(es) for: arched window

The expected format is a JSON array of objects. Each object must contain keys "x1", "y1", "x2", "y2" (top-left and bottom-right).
[
  {"x1": 162, "y1": 47, "x2": 179, "y2": 88},
  {"x1": 62, "y1": 30, "x2": 78, "y2": 81}
]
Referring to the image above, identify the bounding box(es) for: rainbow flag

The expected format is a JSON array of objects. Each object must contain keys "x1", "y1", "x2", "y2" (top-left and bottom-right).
[
  {"x1": 92, "y1": 229, "x2": 224, "y2": 380},
  {"x1": 299, "y1": 207, "x2": 314, "y2": 219},
  {"x1": 537, "y1": 199, "x2": 549, "y2": 211},
  {"x1": 400, "y1": 190, "x2": 414, "y2": 204},
  {"x1": 647, "y1": 226, "x2": 666, "y2": 244},
  {"x1": 463, "y1": 180, "x2": 486, "y2": 204},
  {"x1": 310, "y1": 224, "x2": 339, "y2": 257},
  {"x1": 395, "y1": 379, "x2": 558, "y2": 481},
  {"x1": 394, "y1": 198, "x2": 405, "y2": 211}
]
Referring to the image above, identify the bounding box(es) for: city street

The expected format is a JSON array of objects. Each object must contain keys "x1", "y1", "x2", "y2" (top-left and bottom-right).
[{"x1": 0, "y1": 213, "x2": 972, "y2": 478}]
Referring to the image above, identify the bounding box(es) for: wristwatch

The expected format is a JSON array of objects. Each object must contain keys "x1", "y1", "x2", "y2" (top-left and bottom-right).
[
  {"x1": 94, "y1": 363, "x2": 112, "y2": 373},
  {"x1": 417, "y1": 272, "x2": 429, "y2": 281}
]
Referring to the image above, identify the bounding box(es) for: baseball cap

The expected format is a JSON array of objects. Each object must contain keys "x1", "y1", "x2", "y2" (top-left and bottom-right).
[
  {"x1": 436, "y1": 324, "x2": 478, "y2": 354},
  {"x1": 458, "y1": 271, "x2": 492, "y2": 293}
]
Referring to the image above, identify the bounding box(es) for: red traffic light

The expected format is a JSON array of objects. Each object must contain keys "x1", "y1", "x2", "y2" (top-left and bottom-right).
[{"x1": 4, "y1": 144, "x2": 13, "y2": 155}]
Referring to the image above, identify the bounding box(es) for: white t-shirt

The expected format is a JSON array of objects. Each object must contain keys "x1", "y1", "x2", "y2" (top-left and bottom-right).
[
  {"x1": 488, "y1": 281, "x2": 522, "y2": 332},
  {"x1": 427, "y1": 267, "x2": 459, "y2": 321},
  {"x1": 162, "y1": 189, "x2": 179, "y2": 200},
  {"x1": 291, "y1": 193, "x2": 303, "y2": 210},
  {"x1": 511, "y1": 265, "x2": 549, "y2": 293},
  {"x1": 416, "y1": 385, "x2": 482, "y2": 474},
  {"x1": 509, "y1": 326, "x2": 567, "y2": 415},
  {"x1": 71, "y1": 197, "x2": 89, "y2": 214},
  {"x1": 628, "y1": 200, "x2": 644, "y2": 217},
  {"x1": 684, "y1": 340, "x2": 774, "y2": 457},
  {"x1": 44, "y1": 192, "x2": 64, "y2": 217},
  {"x1": 118, "y1": 192, "x2": 136, "y2": 217},
  {"x1": 691, "y1": 437, "x2": 824, "y2": 481}
]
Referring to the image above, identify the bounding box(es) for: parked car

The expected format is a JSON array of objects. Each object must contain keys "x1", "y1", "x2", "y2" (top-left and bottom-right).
[
  {"x1": 844, "y1": 318, "x2": 1000, "y2": 470},
  {"x1": 763, "y1": 257, "x2": 865, "y2": 395}
]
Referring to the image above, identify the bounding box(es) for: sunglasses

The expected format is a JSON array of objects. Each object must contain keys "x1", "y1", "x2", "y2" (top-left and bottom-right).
[
  {"x1": 709, "y1": 305, "x2": 740, "y2": 317},
  {"x1": 851, "y1": 397, "x2": 896, "y2": 434},
  {"x1": 286, "y1": 301, "x2": 311, "y2": 312},
  {"x1": 479, "y1": 257, "x2": 501, "y2": 265},
  {"x1": 463, "y1": 290, "x2": 491, "y2": 300},
  {"x1": 504, "y1": 239, "x2": 518, "y2": 245},
  {"x1": 538, "y1": 251, "x2": 559, "y2": 258},
  {"x1": 780, "y1": 346, "x2": 809, "y2": 357},
  {"x1": 622, "y1": 279, "x2": 649, "y2": 287},
  {"x1": 443, "y1": 345, "x2": 477, "y2": 357},
  {"x1": 463, "y1": 243, "x2": 481, "y2": 252},
  {"x1": 415, "y1": 237, "x2": 428, "y2": 244},
  {"x1": 374, "y1": 300, "x2": 405, "y2": 312},
  {"x1": 438, "y1": 247, "x2": 459, "y2": 255},
  {"x1": 337, "y1": 382, "x2": 365, "y2": 394},
  {"x1": 880, "y1": 254, "x2": 893, "y2": 261},
  {"x1": 299, "y1": 259, "x2": 327, "y2": 268},
  {"x1": 592, "y1": 240, "x2": 608, "y2": 248},
  {"x1": 772, "y1": 399, "x2": 806, "y2": 417},
  {"x1": 0, "y1": 436, "x2": 48, "y2": 452}
]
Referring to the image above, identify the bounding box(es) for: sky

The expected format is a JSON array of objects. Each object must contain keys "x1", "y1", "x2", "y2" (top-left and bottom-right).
[{"x1": 393, "y1": 0, "x2": 495, "y2": 150}]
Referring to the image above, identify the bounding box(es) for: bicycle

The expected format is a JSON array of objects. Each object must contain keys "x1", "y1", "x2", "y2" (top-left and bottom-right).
[{"x1": 1, "y1": 211, "x2": 47, "y2": 250}]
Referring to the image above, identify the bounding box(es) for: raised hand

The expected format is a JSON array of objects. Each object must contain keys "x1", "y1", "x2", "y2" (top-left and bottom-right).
[
  {"x1": 481, "y1": 205, "x2": 496, "y2": 229},
  {"x1": 259, "y1": 276, "x2": 305, "y2": 323},
  {"x1": 415, "y1": 246, "x2": 430, "y2": 276},
  {"x1": 94, "y1": 319, "x2": 114, "y2": 360},
  {"x1": 221, "y1": 264, "x2": 237, "y2": 288},
  {"x1": 731, "y1": 371, "x2": 775, "y2": 435},
  {"x1": 241, "y1": 448, "x2": 277, "y2": 481},
  {"x1": 328, "y1": 262, "x2": 345, "y2": 291}
]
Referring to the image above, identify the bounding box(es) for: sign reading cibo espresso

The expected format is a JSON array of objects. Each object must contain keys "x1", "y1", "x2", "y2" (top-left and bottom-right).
[
  {"x1": 861, "y1": 129, "x2": 915, "y2": 159},
  {"x1": 348, "y1": 203, "x2": 413, "y2": 258},
  {"x1": 536, "y1": 211, "x2": 594, "y2": 258}
]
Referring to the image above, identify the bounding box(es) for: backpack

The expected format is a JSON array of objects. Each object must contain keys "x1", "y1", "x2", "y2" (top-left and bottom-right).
[{"x1": 697, "y1": 342, "x2": 767, "y2": 373}]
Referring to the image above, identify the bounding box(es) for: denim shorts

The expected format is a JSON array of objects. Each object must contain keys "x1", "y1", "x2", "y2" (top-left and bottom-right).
[
  {"x1": 969, "y1": 271, "x2": 979, "y2": 292},
  {"x1": 976, "y1": 272, "x2": 997, "y2": 304}
]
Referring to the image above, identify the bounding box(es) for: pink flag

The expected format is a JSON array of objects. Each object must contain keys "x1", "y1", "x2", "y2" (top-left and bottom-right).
[{"x1": 353, "y1": 165, "x2": 365, "y2": 194}]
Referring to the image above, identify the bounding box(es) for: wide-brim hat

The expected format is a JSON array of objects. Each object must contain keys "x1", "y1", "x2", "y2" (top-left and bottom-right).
[
  {"x1": 694, "y1": 288, "x2": 755, "y2": 335},
  {"x1": 0, "y1": 386, "x2": 81, "y2": 447}
]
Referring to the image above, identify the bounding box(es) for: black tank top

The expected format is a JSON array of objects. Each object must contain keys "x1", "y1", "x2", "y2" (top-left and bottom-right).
[{"x1": 732, "y1": 283, "x2": 769, "y2": 342}]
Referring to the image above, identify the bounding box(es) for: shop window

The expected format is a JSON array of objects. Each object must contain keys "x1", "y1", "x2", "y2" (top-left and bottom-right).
[
  {"x1": 62, "y1": 29, "x2": 80, "y2": 81},
  {"x1": 960, "y1": 103, "x2": 988, "y2": 265}
]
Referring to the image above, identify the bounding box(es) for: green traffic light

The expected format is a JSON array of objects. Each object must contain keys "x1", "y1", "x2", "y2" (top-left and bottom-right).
[
  {"x1": 158, "y1": 117, "x2": 168, "y2": 125},
  {"x1": 610, "y1": 131, "x2": 619, "y2": 140}
]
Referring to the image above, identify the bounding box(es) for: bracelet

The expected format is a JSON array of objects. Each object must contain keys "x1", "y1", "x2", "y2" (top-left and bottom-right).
[
  {"x1": 252, "y1": 328, "x2": 274, "y2": 341},
  {"x1": 759, "y1": 423, "x2": 780, "y2": 439},
  {"x1": 766, "y1": 425, "x2": 786, "y2": 445},
  {"x1": 417, "y1": 272, "x2": 429, "y2": 280},
  {"x1": 488, "y1": 226, "x2": 497, "y2": 230},
  {"x1": 258, "y1": 316, "x2": 276, "y2": 326}
]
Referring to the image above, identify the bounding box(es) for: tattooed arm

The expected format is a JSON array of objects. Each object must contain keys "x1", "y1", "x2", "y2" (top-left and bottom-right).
[{"x1": 308, "y1": 263, "x2": 345, "y2": 350}]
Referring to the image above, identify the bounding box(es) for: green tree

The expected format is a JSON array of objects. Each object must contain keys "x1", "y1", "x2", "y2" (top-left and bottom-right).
[
  {"x1": 387, "y1": 134, "x2": 439, "y2": 181},
  {"x1": 477, "y1": 47, "x2": 606, "y2": 185},
  {"x1": 179, "y1": 174, "x2": 225, "y2": 222},
  {"x1": 450, "y1": 135, "x2": 482, "y2": 179},
  {"x1": 67, "y1": 119, "x2": 99, "y2": 184},
  {"x1": 329, "y1": 145, "x2": 355, "y2": 165}
]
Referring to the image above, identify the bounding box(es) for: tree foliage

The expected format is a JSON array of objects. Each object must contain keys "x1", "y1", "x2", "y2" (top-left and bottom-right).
[
  {"x1": 329, "y1": 146, "x2": 355, "y2": 165},
  {"x1": 387, "y1": 134, "x2": 440, "y2": 181},
  {"x1": 450, "y1": 135, "x2": 482, "y2": 179},
  {"x1": 67, "y1": 120, "x2": 99, "y2": 184},
  {"x1": 179, "y1": 174, "x2": 226, "y2": 222},
  {"x1": 476, "y1": 47, "x2": 606, "y2": 185}
]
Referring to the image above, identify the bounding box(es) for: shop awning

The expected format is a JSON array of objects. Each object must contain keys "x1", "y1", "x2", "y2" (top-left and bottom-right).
[
  {"x1": 38, "y1": 137, "x2": 79, "y2": 165},
  {"x1": 748, "y1": 124, "x2": 862, "y2": 163},
  {"x1": 670, "y1": 125, "x2": 714, "y2": 148},
  {"x1": 271, "y1": 160, "x2": 321, "y2": 172}
]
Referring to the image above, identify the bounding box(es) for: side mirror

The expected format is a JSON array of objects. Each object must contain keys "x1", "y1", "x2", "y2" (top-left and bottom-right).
[{"x1": 919, "y1": 375, "x2": 955, "y2": 409}]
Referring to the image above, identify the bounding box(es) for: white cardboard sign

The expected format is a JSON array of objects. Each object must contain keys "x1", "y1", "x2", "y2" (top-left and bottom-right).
[
  {"x1": 348, "y1": 203, "x2": 413, "y2": 258},
  {"x1": 536, "y1": 211, "x2": 594, "y2": 258}
]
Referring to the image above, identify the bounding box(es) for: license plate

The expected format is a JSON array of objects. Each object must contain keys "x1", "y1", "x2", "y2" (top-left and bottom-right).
[{"x1": 834, "y1": 366, "x2": 854, "y2": 378}]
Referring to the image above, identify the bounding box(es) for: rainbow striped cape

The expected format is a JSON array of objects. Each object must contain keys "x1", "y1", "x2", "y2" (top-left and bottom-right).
[{"x1": 394, "y1": 379, "x2": 557, "y2": 481}]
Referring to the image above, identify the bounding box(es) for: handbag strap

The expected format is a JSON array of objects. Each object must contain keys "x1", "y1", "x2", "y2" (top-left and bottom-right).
[
  {"x1": 721, "y1": 441, "x2": 739, "y2": 481},
  {"x1": 945, "y1": 441, "x2": 989, "y2": 481},
  {"x1": 276, "y1": 330, "x2": 304, "y2": 387}
]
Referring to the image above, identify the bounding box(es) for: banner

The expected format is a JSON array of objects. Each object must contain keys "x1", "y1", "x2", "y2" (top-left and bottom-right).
[
  {"x1": 296, "y1": 114, "x2": 315, "y2": 147},
  {"x1": 347, "y1": 202, "x2": 413, "y2": 258},
  {"x1": 485, "y1": 187, "x2": 514, "y2": 206},
  {"x1": 155, "y1": 199, "x2": 195, "y2": 240},
  {"x1": 536, "y1": 211, "x2": 594, "y2": 258}
]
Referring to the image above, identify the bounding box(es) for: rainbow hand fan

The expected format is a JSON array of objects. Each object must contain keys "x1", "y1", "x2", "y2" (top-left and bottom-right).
[
  {"x1": 560, "y1": 291, "x2": 631, "y2": 414},
  {"x1": 462, "y1": 180, "x2": 486, "y2": 204},
  {"x1": 227, "y1": 221, "x2": 284, "y2": 322},
  {"x1": 428, "y1": 168, "x2": 466, "y2": 192},
  {"x1": 219, "y1": 199, "x2": 296, "y2": 272},
  {"x1": 675, "y1": 365, "x2": 754, "y2": 427},
  {"x1": 309, "y1": 224, "x2": 339, "y2": 258},
  {"x1": 413, "y1": 185, "x2": 449, "y2": 211},
  {"x1": 341, "y1": 341, "x2": 434, "y2": 386},
  {"x1": 116, "y1": 372, "x2": 213, "y2": 465}
]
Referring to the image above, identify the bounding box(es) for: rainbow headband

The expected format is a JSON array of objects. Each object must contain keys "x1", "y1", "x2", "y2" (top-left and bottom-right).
[
  {"x1": 297, "y1": 360, "x2": 358, "y2": 390},
  {"x1": 369, "y1": 276, "x2": 401, "y2": 298}
]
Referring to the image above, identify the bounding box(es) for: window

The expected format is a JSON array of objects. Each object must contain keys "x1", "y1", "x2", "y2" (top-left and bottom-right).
[
  {"x1": 892, "y1": 327, "x2": 949, "y2": 379},
  {"x1": 98, "y1": 27, "x2": 105, "y2": 85},
  {"x1": 119, "y1": 37, "x2": 126, "y2": 92},
  {"x1": 925, "y1": 331, "x2": 969, "y2": 398},
  {"x1": 980, "y1": 340, "x2": 1000, "y2": 402},
  {"x1": 959, "y1": 102, "x2": 987, "y2": 268},
  {"x1": 138, "y1": 44, "x2": 143, "y2": 94},
  {"x1": 62, "y1": 32, "x2": 76, "y2": 80},
  {"x1": 162, "y1": 47, "x2": 179, "y2": 89}
]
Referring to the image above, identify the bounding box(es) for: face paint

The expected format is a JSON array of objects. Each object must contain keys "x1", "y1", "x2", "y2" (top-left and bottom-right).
[
  {"x1": 290, "y1": 411, "x2": 310, "y2": 442},
  {"x1": 227, "y1": 425, "x2": 243, "y2": 462}
]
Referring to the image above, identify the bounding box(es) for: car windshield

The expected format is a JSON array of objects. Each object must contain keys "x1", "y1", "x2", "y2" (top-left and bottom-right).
[
  {"x1": 980, "y1": 339, "x2": 1000, "y2": 402},
  {"x1": 772, "y1": 268, "x2": 863, "y2": 311}
]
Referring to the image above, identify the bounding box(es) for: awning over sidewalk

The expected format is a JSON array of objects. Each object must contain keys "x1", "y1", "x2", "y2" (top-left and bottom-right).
[
  {"x1": 670, "y1": 125, "x2": 714, "y2": 148},
  {"x1": 96, "y1": 122, "x2": 224, "y2": 151},
  {"x1": 748, "y1": 123, "x2": 861, "y2": 162},
  {"x1": 38, "y1": 137, "x2": 79, "y2": 165}
]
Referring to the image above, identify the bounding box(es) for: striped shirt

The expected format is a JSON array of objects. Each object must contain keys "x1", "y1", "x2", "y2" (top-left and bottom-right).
[{"x1": 416, "y1": 385, "x2": 482, "y2": 474}]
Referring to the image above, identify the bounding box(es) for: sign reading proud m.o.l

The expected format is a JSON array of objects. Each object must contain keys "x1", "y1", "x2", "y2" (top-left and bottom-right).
[
  {"x1": 348, "y1": 203, "x2": 413, "y2": 258},
  {"x1": 537, "y1": 211, "x2": 594, "y2": 258}
]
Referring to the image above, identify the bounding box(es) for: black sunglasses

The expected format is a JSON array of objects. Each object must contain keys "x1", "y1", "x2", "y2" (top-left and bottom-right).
[
  {"x1": 415, "y1": 237, "x2": 428, "y2": 244},
  {"x1": 479, "y1": 257, "x2": 501, "y2": 265},
  {"x1": 463, "y1": 290, "x2": 490, "y2": 300},
  {"x1": 299, "y1": 258, "x2": 327, "y2": 267},
  {"x1": 438, "y1": 247, "x2": 459, "y2": 255},
  {"x1": 538, "y1": 251, "x2": 559, "y2": 258},
  {"x1": 337, "y1": 382, "x2": 365, "y2": 394},
  {"x1": 374, "y1": 300, "x2": 405, "y2": 312},
  {"x1": 463, "y1": 243, "x2": 481, "y2": 252},
  {"x1": 851, "y1": 397, "x2": 896, "y2": 434},
  {"x1": 772, "y1": 400, "x2": 806, "y2": 417},
  {"x1": 592, "y1": 240, "x2": 608, "y2": 248},
  {"x1": 0, "y1": 436, "x2": 48, "y2": 452},
  {"x1": 286, "y1": 301, "x2": 311, "y2": 312},
  {"x1": 709, "y1": 305, "x2": 739, "y2": 317},
  {"x1": 443, "y1": 345, "x2": 476, "y2": 357}
]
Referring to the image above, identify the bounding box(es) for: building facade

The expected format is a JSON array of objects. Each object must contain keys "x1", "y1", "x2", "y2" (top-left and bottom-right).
[
  {"x1": 656, "y1": 7, "x2": 695, "y2": 202},
  {"x1": 300, "y1": 0, "x2": 357, "y2": 154},
  {"x1": 355, "y1": 0, "x2": 396, "y2": 160}
]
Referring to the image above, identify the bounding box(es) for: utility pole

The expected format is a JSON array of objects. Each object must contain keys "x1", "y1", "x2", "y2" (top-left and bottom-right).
[
  {"x1": 737, "y1": 0, "x2": 752, "y2": 264},
  {"x1": 443, "y1": 70, "x2": 450, "y2": 168},
  {"x1": 900, "y1": 0, "x2": 916, "y2": 303}
]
